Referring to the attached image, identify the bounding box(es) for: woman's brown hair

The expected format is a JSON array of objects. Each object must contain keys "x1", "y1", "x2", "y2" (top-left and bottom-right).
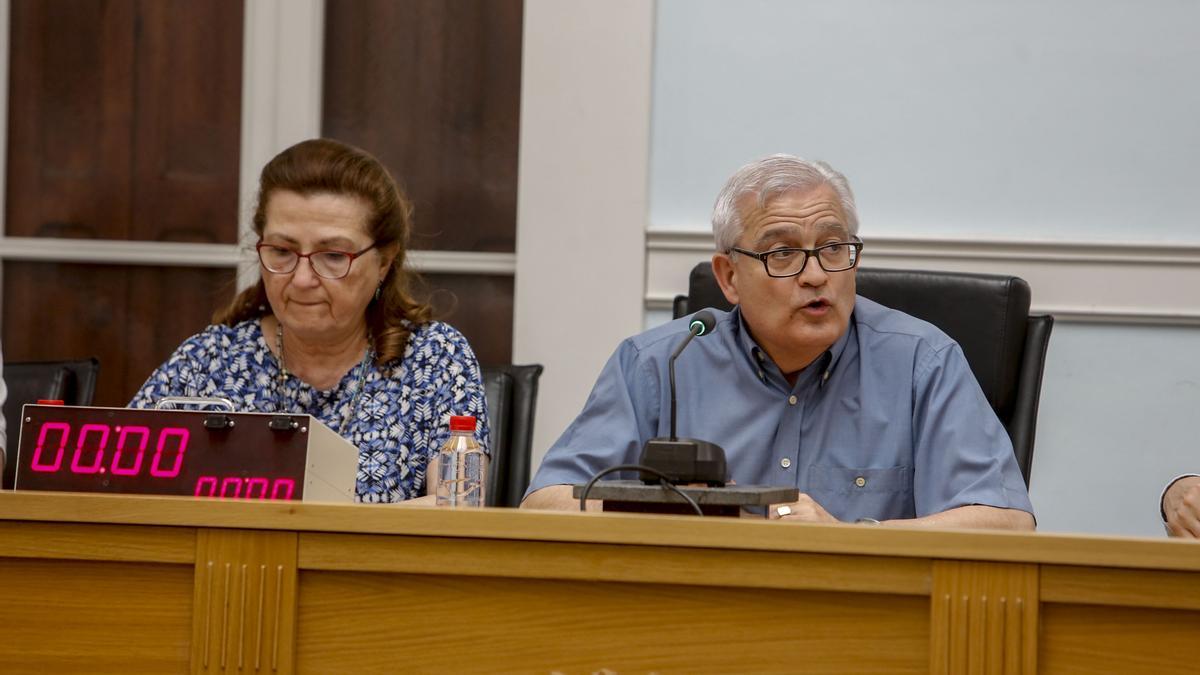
[{"x1": 213, "y1": 138, "x2": 432, "y2": 364}]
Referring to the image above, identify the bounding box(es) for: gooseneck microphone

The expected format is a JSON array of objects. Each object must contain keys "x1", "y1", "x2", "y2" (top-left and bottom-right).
[
  {"x1": 639, "y1": 310, "x2": 728, "y2": 487},
  {"x1": 668, "y1": 310, "x2": 717, "y2": 441},
  {"x1": 575, "y1": 309, "x2": 799, "y2": 515},
  {"x1": 576, "y1": 310, "x2": 728, "y2": 514}
]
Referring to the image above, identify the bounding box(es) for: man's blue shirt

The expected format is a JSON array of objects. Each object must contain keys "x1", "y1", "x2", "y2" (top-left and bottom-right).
[{"x1": 527, "y1": 298, "x2": 1034, "y2": 521}]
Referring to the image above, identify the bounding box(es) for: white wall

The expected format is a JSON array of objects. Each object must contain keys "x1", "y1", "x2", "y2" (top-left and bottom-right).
[
  {"x1": 1032, "y1": 323, "x2": 1200, "y2": 536},
  {"x1": 514, "y1": 1, "x2": 654, "y2": 471},
  {"x1": 639, "y1": 0, "x2": 1200, "y2": 536},
  {"x1": 650, "y1": 0, "x2": 1200, "y2": 242}
]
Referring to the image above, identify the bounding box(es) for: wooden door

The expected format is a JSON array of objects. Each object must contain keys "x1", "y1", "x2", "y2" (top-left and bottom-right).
[
  {"x1": 323, "y1": 0, "x2": 523, "y2": 366},
  {"x1": 3, "y1": 0, "x2": 244, "y2": 406}
]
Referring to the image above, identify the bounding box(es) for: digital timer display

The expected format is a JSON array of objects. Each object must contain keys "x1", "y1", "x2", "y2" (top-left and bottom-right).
[{"x1": 14, "y1": 405, "x2": 358, "y2": 502}]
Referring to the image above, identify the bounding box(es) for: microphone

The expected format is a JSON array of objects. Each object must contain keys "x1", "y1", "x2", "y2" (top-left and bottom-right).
[
  {"x1": 668, "y1": 311, "x2": 716, "y2": 441},
  {"x1": 639, "y1": 310, "x2": 728, "y2": 486}
]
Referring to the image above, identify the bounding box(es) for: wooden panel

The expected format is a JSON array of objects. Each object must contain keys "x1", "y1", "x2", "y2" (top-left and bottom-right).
[
  {"x1": 1040, "y1": 603, "x2": 1200, "y2": 674},
  {"x1": 323, "y1": 0, "x2": 523, "y2": 253},
  {"x1": 5, "y1": 0, "x2": 241, "y2": 242},
  {"x1": 131, "y1": 0, "x2": 242, "y2": 243},
  {"x1": 192, "y1": 529, "x2": 299, "y2": 675},
  {"x1": 297, "y1": 571, "x2": 929, "y2": 673},
  {"x1": 6, "y1": 0, "x2": 135, "y2": 239},
  {"x1": 0, "y1": 558, "x2": 192, "y2": 672},
  {"x1": 1041, "y1": 564, "x2": 1200, "y2": 611},
  {"x1": 2, "y1": 262, "x2": 236, "y2": 407},
  {"x1": 299, "y1": 532, "x2": 932, "y2": 595},
  {"x1": 123, "y1": 265, "x2": 242, "y2": 400},
  {"x1": 419, "y1": 272, "x2": 514, "y2": 365},
  {"x1": 0, "y1": 521, "x2": 195, "y2": 563},
  {"x1": 930, "y1": 560, "x2": 1038, "y2": 675}
]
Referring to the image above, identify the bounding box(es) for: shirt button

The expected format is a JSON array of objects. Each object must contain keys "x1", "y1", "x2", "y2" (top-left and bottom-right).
[
  {"x1": 780, "y1": 458, "x2": 792, "y2": 469},
  {"x1": 854, "y1": 476, "x2": 867, "y2": 488},
  {"x1": 755, "y1": 351, "x2": 765, "y2": 361},
  {"x1": 787, "y1": 395, "x2": 798, "y2": 406},
  {"x1": 757, "y1": 369, "x2": 765, "y2": 379}
]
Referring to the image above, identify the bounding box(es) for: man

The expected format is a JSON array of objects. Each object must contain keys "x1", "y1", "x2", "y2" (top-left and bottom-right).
[
  {"x1": 522, "y1": 154, "x2": 1034, "y2": 529},
  {"x1": 1162, "y1": 475, "x2": 1200, "y2": 538}
]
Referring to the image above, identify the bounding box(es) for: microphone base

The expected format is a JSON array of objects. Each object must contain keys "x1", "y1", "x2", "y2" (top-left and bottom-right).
[
  {"x1": 571, "y1": 480, "x2": 799, "y2": 518},
  {"x1": 639, "y1": 437, "x2": 728, "y2": 487},
  {"x1": 603, "y1": 501, "x2": 742, "y2": 517}
]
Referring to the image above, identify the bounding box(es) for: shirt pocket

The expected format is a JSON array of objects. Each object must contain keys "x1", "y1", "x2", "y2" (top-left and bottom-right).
[{"x1": 808, "y1": 465, "x2": 916, "y2": 521}]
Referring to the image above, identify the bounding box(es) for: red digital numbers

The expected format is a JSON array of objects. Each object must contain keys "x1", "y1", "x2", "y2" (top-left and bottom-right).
[
  {"x1": 194, "y1": 476, "x2": 295, "y2": 500},
  {"x1": 24, "y1": 417, "x2": 302, "y2": 502},
  {"x1": 32, "y1": 422, "x2": 190, "y2": 478},
  {"x1": 112, "y1": 426, "x2": 150, "y2": 476},
  {"x1": 30, "y1": 422, "x2": 70, "y2": 472}
]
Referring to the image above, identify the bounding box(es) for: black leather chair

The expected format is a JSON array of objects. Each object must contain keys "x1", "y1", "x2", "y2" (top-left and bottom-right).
[
  {"x1": 481, "y1": 364, "x2": 544, "y2": 507},
  {"x1": 2, "y1": 358, "x2": 101, "y2": 488},
  {"x1": 673, "y1": 265, "x2": 1052, "y2": 486}
]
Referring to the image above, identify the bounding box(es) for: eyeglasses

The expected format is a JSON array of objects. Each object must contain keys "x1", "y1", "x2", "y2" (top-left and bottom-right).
[
  {"x1": 729, "y1": 240, "x2": 863, "y2": 278},
  {"x1": 255, "y1": 241, "x2": 378, "y2": 280}
]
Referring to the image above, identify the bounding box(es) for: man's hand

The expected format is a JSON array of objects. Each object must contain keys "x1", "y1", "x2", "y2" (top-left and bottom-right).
[
  {"x1": 766, "y1": 499, "x2": 1033, "y2": 530},
  {"x1": 521, "y1": 484, "x2": 602, "y2": 511},
  {"x1": 768, "y1": 493, "x2": 839, "y2": 523},
  {"x1": 1164, "y1": 476, "x2": 1200, "y2": 539}
]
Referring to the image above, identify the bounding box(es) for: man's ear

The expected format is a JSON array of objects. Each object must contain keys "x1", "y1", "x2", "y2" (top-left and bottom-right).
[{"x1": 711, "y1": 252, "x2": 740, "y2": 306}]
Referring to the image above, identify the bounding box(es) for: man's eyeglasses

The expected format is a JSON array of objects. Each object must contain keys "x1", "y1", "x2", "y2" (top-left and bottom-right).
[
  {"x1": 255, "y1": 242, "x2": 377, "y2": 280},
  {"x1": 728, "y1": 240, "x2": 863, "y2": 278}
]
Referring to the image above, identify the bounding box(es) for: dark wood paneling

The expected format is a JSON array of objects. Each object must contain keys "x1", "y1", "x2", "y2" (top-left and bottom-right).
[
  {"x1": 130, "y1": 0, "x2": 244, "y2": 243},
  {"x1": 3, "y1": 266, "x2": 510, "y2": 404},
  {"x1": 323, "y1": 0, "x2": 523, "y2": 253},
  {"x1": 418, "y1": 273, "x2": 514, "y2": 366},
  {"x1": 6, "y1": 0, "x2": 135, "y2": 239},
  {"x1": 5, "y1": 0, "x2": 242, "y2": 243},
  {"x1": 2, "y1": 263, "x2": 236, "y2": 407}
]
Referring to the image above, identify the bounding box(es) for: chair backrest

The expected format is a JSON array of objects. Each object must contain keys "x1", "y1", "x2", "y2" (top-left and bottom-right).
[
  {"x1": 2, "y1": 358, "x2": 101, "y2": 488},
  {"x1": 673, "y1": 265, "x2": 1052, "y2": 486},
  {"x1": 480, "y1": 364, "x2": 544, "y2": 506}
]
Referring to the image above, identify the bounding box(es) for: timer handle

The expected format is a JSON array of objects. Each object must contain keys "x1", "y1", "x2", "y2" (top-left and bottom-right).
[{"x1": 154, "y1": 396, "x2": 237, "y2": 412}]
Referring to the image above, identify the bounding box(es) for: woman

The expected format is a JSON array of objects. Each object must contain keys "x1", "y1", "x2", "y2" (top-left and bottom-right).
[{"x1": 130, "y1": 138, "x2": 489, "y2": 503}]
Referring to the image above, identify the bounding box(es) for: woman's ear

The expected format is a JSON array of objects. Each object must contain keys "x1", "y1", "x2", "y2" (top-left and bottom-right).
[{"x1": 377, "y1": 243, "x2": 400, "y2": 278}]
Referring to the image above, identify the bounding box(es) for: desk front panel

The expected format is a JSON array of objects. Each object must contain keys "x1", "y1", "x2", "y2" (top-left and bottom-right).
[
  {"x1": 1, "y1": 493, "x2": 1200, "y2": 674},
  {"x1": 0, "y1": 558, "x2": 193, "y2": 673},
  {"x1": 296, "y1": 571, "x2": 929, "y2": 674}
]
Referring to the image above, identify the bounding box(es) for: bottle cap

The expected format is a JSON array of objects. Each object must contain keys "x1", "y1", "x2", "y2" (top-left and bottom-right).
[{"x1": 449, "y1": 415, "x2": 476, "y2": 432}]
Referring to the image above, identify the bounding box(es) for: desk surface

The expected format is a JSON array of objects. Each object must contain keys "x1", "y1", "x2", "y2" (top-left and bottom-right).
[{"x1": 1, "y1": 490, "x2": 1197, "y2": 571}]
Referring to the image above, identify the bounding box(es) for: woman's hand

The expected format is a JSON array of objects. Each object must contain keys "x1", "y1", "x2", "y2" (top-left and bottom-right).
[{"x1": 391, "y1": 494, "x2": 437, "y2": 507}]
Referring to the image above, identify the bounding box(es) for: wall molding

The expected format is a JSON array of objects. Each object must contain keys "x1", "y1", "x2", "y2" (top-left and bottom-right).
[
  {"x1": 647, "y1": 229, "x2": 1200, "y2": 325},
  {"x1": 0, "y1": 237, "x2": 516, "y2": 275}
]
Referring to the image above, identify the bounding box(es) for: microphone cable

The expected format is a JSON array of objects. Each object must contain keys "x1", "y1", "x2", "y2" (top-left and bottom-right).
[{"x1": 578, "y1": 463, "x2": 704, "y2": 516}]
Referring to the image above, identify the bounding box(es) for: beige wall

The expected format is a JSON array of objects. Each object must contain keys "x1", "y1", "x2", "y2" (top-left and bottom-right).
[{"x1": 513, "y1": 0, "x2": 653, "y2": 468}]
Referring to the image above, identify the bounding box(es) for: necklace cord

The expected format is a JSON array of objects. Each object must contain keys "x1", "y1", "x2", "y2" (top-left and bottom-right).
[{"x1": 273, "y1": 322, "x2": 371, "y2": 438}]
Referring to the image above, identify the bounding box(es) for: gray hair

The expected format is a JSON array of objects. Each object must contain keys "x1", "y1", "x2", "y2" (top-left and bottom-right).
[{"x1": 711, "y1": 154, "x2": 859, "y2": 252}]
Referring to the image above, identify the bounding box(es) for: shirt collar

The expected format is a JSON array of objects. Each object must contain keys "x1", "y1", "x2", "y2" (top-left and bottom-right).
[{"x1": 730, "y1": 304, "x2": 855, "y2": 390}]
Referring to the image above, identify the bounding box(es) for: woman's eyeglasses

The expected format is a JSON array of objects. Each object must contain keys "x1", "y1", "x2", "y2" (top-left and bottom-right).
[{"x1": 255, "y1": 242, "x2": 377, "y2": 280}]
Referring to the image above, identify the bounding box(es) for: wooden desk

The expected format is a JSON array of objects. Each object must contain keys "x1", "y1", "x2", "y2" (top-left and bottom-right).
[{"x1": 0, "y1": 492, "x2": 1197, "y2": 674}]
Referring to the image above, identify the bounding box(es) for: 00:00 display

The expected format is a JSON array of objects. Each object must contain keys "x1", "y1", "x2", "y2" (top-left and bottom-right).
[{"x1": 27, "y1": 422, "x2": 297, "y2": 500}]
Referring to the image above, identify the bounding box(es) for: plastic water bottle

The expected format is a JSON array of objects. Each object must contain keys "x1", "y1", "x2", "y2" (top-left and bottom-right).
[{"x1": 435, "y1": 415, "x2": 487, "y2": 507}]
